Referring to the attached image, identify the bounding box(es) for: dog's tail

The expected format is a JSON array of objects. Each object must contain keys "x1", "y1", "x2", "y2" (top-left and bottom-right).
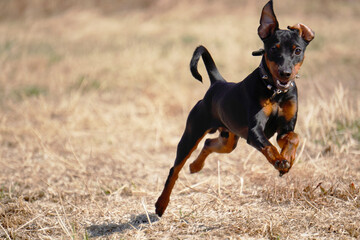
[{"x1": 190, "y1": 45, "x2": 225, "y2": 85}]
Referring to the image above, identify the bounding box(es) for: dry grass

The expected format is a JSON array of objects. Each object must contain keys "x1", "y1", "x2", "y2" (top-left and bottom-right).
[{"x1": 0, "y1": 0, "x2": 359, "y2": 239}]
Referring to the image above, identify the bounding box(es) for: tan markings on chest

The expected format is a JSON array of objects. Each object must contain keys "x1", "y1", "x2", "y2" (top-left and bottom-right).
[
  {"x1": 279, "y1": 100, "x2": 297, "y2": 121},
  {"x1": 261, "y1": 99, "x2": 278, "y2": 117}
]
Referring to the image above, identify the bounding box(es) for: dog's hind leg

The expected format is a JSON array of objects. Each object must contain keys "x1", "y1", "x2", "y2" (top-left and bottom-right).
[
  {"x1": 155, "y1": 100, "x2": 211, "y2": 217},
  {"x1": 190, "y1": 128, "x2": 239, "y2": 174}
]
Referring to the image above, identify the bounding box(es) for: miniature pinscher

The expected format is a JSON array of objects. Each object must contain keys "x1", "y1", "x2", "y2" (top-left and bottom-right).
[{"x1": 155, "y1": 0, "x2": 314, "y2": 217}]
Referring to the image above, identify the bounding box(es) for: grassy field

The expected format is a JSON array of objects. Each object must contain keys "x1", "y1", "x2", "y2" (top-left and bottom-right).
[{"x1": 0, "y1": 0, "x2": 359, "y2": 239}]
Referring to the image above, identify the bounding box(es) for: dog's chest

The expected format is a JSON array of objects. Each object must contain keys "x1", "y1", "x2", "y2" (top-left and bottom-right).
[{"x1": 261, "y1": 98, "x2": 297, "y2": 121}]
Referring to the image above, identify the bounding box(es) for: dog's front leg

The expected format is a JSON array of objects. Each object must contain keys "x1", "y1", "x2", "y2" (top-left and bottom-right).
[
  {"x1": 277, "y1": 132, "x2": 299, "y2": 171},
  {"x1": 247, "y1": 117, "x2": 290, "y2": 175}
]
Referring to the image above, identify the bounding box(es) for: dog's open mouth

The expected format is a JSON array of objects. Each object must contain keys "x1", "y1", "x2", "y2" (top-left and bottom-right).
[{"x1": 276, "y1": 79, "x2": 293, "y2": 90}]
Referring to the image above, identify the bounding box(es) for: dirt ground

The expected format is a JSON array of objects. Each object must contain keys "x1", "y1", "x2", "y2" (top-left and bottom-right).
[{"x1": 0, "y1": 0, "x2": 359, "y2": 239}]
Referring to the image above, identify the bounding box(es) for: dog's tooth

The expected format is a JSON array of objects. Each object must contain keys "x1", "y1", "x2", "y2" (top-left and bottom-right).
[{"x1": 276, "y1": 79, "x2": 292, "y2": 88}]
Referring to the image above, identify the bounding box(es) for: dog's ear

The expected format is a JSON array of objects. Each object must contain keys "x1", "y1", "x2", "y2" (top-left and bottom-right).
[
  {"x1": 288, "y1": 23, "x2": 315, "y2": 43},
  {"x1": 258, "y1": 0, "x2": 279, "y2": 40}
]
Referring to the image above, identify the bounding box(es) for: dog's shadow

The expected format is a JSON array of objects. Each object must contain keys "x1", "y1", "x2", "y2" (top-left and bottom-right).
[{"x1": 86, "y1": 213, "x2": 159, "y2": 238}]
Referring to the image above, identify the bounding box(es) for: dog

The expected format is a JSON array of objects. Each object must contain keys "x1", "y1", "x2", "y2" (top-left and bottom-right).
[{"x1": 155, "y1": 0, "x2": 314, "y2": 217}]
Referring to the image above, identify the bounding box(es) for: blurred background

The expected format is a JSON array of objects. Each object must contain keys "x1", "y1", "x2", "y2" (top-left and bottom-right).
[{"x1": 0, "y1": 0, "x2": 359, "y2": 239}]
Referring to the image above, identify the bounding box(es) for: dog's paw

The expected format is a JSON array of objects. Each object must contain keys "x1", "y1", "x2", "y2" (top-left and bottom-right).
[
  {"x1": 189, "y1": 162, "x2": 203, "y2": 174},
  {"x1": 155, "y1": 200, "x2": 166, "y2": 217},
  {"x1": 155, "y1": 195, "x2": 170, "y2": 217},
  {"x1": 274, "y1": 159, "x2": 290, "y2": 176}
]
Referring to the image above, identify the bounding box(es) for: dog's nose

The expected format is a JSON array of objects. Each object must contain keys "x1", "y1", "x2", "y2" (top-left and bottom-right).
[{"x1": 279, "y1": 69, "x2": 292, "y2": 79}]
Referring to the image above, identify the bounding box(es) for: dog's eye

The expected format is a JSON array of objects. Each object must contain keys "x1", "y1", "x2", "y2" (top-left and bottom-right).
[
  {"x1": 269, "y1": 46, "x2": 277, "y2": 54},
  {"x1": 294, "y1": 48, "x2": 302, "y2": 55}
]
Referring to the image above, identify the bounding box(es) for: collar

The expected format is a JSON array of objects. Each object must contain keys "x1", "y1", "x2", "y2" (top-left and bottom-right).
[{"x1": 258, "y1": 59, "x2": 295, "y2": 100}]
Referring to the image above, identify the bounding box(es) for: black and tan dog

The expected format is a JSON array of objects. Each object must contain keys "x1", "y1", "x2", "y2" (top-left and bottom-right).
[{"x1": 155, "y1": 0, "x2": 314, "y2": 217}]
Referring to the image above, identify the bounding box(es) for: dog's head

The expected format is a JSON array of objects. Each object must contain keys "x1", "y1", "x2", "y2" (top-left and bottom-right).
[{"x1": 258, "y1": 0, "x2": 314, "y2": 91}]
